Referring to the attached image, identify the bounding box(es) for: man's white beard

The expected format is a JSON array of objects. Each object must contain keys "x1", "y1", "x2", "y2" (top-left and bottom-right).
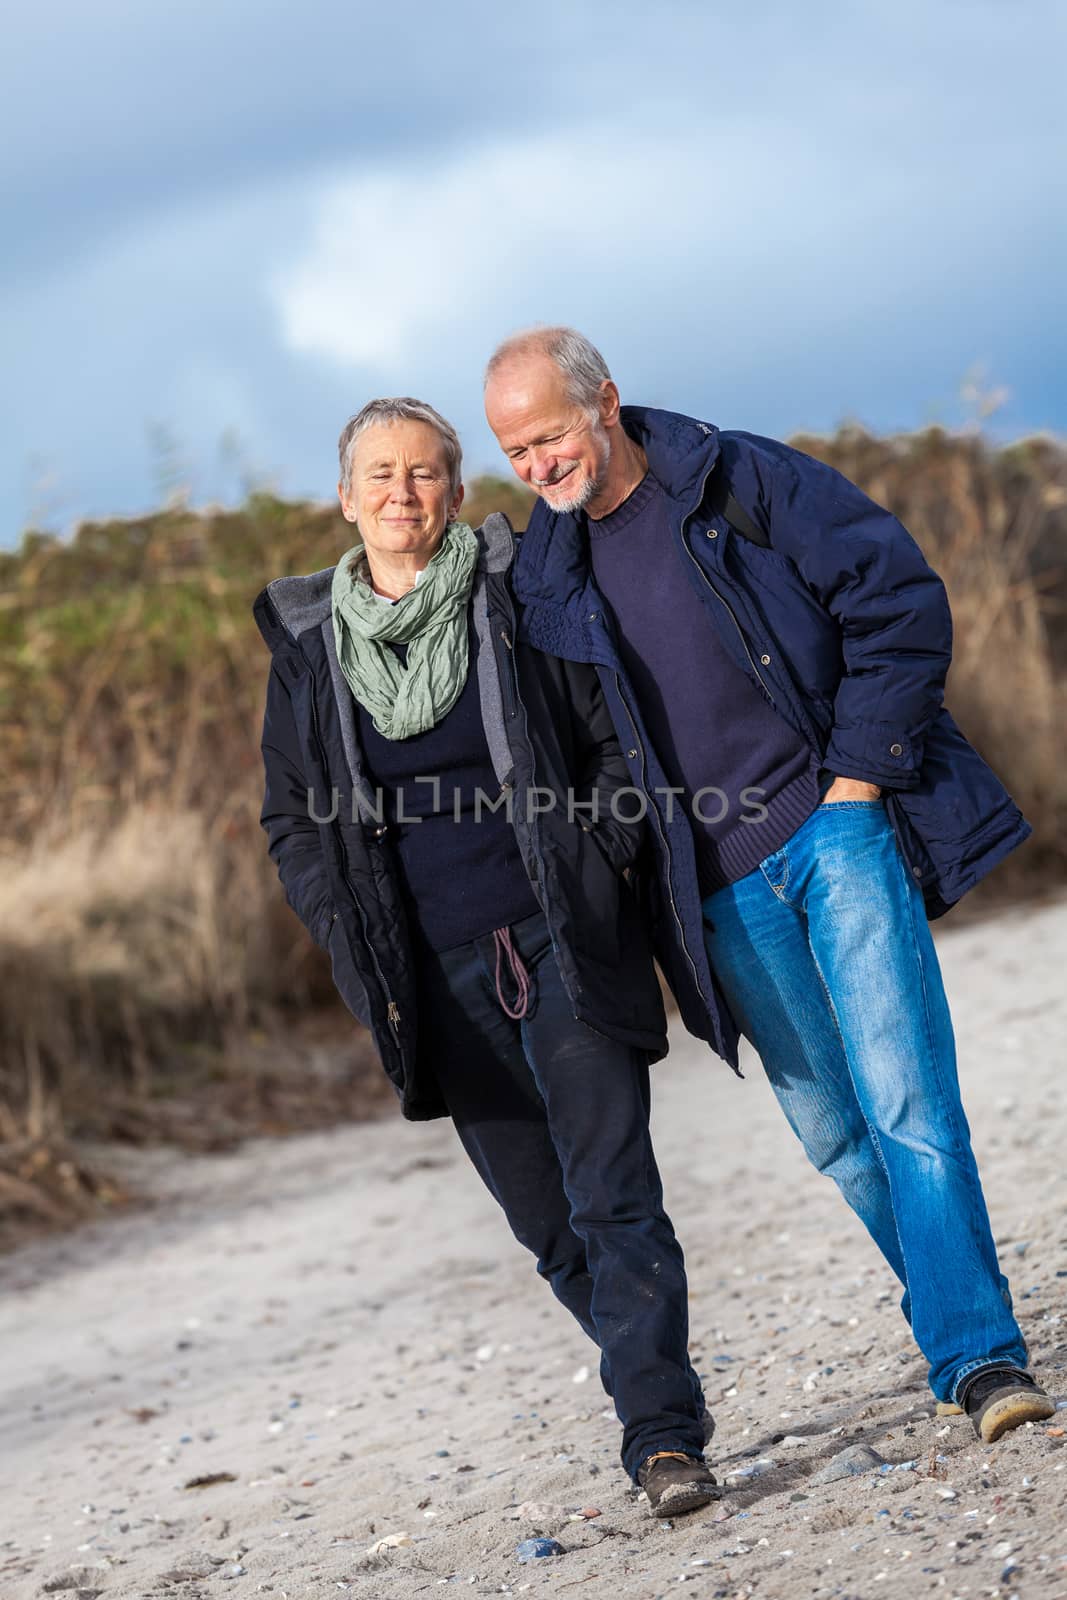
[
  {"x1": 540, "y1": 421, "x2": 611, "y2": 516},
  {"x1": 547, "y1": 471, "x2": 599, "y2": 516}
]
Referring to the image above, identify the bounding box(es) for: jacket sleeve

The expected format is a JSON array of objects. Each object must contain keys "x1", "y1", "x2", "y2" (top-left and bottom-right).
[
  {"x1": 563, "y1": 658, "x2": 644, "y2": 873},
  {"x1": 728, "y1": 433, "x2": 953, "y2": 789},
  {"x1": 259, "y1": 661, "x2": 336, "y2": 949}
]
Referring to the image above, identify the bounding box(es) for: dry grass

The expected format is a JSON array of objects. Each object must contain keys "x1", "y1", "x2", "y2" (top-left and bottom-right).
[{"x1": 0, "y1": 802, "x2": 385, "y2": 1242}]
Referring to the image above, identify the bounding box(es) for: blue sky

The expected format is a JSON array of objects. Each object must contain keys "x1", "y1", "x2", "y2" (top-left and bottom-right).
[{"x1": 2, "y1": 0, "x2": 1065, "y2": 542}]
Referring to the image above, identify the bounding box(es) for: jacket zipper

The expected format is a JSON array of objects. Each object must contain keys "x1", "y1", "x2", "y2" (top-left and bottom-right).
[
  {"x1": 499, "y1": 627, "x2": 520, "y2": 721},
  {"x1": 612, "y1": 669, "x2": 705, "y2": 1000},
  {"x1": 498, "y1": 600, "x2": 543, "y2": 889},
  {"x1": 680, "y1": 468, "x2": 776, "y2": 705},
  {"x1": 497, "y1": 592, "x2": 583, "y2": 1009},
  {"x1": 299, "y1": 642, "x2": 401, "y2": 1035}
]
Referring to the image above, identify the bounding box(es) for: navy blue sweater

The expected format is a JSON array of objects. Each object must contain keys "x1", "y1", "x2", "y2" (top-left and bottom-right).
[
  {"x1": 588, "y1": 472, "x2": 820, "y2": 895},
  {"x1": 357, "y1": 617, "x2": 539, "y2": 951}
]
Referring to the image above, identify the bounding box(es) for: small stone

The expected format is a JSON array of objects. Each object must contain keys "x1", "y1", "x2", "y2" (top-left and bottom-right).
[
  {"x1": 572, "y1": 1365, "x2": 590, "y2": 1384},
  {"x1": 516, "y1": 1538, "x2": 564, "y2": 1563},
  {"x1": 812, "y1": 1444, "x2": 886, "y2": 1484},
  {"x1": 513, "y1": 1501, "x2": 568, "y2": 1524},
  {"x1": 724, "y1": 1457, "x2": 778, "y2": 1484},
  {"x1": 475, "y1": 1344, "x2": 495, "y2": 1362},
  {"x1": 366, "y1": 1532, "x2": 412, "y2": 1556}
]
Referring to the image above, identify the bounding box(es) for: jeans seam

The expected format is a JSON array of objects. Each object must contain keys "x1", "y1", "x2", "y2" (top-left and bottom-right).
[
  {"x1": 759, "y1": 850, "x2": 791, "y2": 903},
  {"x1": 804, "y1": 927, "x2": 905, "y2": 1251},
  {"x1": 898, "y1": 852, "x2": 1024, "y2": 1390},
  {"x1": 897, "y1": 854, "x2": 971, "y2": 1174}
]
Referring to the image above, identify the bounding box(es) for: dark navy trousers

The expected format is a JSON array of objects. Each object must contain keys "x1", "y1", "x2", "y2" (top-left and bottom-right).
[{"x1": 417, "y1": 909, "x2": 705, "y2": 1480}]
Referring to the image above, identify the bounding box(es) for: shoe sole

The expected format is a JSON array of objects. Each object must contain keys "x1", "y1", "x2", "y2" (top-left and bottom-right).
[
  {"x1": 646, "y1": 1483, "x2": 721, "y2": 1518},
  {"x1": 974, "y1": 1390, "x2": 1057, "y2": 1443}
]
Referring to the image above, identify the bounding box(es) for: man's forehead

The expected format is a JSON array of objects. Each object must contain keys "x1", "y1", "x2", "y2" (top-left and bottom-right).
[{"x1": 487, "y1": 362, "x2": 575, "y2": 437}]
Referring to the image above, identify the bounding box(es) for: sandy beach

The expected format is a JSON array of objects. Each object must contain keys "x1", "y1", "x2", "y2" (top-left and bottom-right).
[{"x1": 2, "y1": 900, "x2": 1065, "y2": 1600}]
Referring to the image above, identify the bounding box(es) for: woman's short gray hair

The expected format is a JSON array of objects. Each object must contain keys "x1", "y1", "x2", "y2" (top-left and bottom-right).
[
  {"x1": 337, "y1": 397, "x2": 463, "y2": 497},
  {"x1": 484, "y1": 326, "x2": 613, "y2": 414}
]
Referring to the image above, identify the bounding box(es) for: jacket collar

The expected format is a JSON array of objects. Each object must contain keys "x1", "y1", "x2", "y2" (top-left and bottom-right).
[
  {"x1": 253, "y1": 512, "x2": 515, "y2": 652},
  {"x1": 512, "y1": 406, "x2": 721, "y2": 607}
]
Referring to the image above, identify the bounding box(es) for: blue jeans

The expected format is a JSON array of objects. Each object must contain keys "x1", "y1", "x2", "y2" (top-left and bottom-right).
[
  {"x1": 418, "y1": 909, "x2": 706, "y2": 1480},
  {"x1": 702, "y1": 797, "x2": 1027, "y2": 1404}
]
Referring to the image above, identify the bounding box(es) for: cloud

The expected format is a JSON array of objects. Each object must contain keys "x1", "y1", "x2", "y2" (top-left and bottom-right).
[
  {"x1": 3, "y1": 0, "x2": 1065, "y2": 536},
  {"x1": 268, "y1": 101, "x2": 1059, "y2": 411}
]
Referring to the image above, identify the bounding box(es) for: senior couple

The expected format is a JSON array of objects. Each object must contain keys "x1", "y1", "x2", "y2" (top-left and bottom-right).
[{"x1": 254, "y1": 326, "x2": 1053, "y2": 1517}]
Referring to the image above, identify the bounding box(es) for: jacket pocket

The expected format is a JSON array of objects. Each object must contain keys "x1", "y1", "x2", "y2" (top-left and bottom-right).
[{"x1": 888, "y1": 708, "x2": 1029, "y2": 902}]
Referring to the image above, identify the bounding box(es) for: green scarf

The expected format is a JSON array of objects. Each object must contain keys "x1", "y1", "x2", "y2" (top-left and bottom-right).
[{"x1": 330, "y1": 520, "x2": 480, "y2": 740}]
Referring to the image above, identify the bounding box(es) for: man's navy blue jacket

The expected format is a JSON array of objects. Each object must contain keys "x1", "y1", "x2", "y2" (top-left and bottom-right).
[{"x1": 512, "y1": 406, "x2": 1031, "y2": 1067}]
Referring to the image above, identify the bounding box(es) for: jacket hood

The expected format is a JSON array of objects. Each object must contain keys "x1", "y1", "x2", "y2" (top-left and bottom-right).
[
  {"x1": 512, "y1": 406, "x2": 721, "y2": 608},
  {"x1": 253, "y1": 511, "x2": 516, "y2": 654}
]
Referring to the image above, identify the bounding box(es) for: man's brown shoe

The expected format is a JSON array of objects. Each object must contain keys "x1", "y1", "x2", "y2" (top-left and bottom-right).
[
  {"x1": 960, "y1": 1368, "x2": 1056, "y2": 1443},
  {"x1": 636, "y1": 1451, "x2": 721, "y2": 1517}
]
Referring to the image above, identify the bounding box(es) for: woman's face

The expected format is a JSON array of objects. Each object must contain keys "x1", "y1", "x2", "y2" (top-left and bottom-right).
[{"x1": 339, "y1": 419, "x2": 463, "y2": 563}]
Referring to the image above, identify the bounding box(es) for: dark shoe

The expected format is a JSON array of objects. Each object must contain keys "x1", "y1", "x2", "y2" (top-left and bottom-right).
[
  {"x1": 960, "y1": 1368, "x2": 1056, "y2": 1442},
  {"x1": 637, "y1": 1451, "x2": 721, "y2": 1518}
]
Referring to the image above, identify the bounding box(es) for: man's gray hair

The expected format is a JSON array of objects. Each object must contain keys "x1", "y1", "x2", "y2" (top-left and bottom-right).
[
  {"x1": 484, "y1": 326, "x2": 613, "y2": 414},
  {"x1": 337, "y1": 397, "x2": 463, "y2": 497}
]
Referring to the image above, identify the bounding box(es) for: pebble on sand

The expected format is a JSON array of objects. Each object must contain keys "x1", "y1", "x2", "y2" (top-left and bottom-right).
[
  {"x1": 516, "y1": 1537, "x2": 564, "y2": 1563},
  {"x1": 811, "y1": 1444, "x2": 886, "y2": 1484},
  {"x1": 511, "y1": 1501, "x2": 568, "y2": 1524},
  {"x1": 724, "y1": 1457, "x2": 778, "y2": 1484},
  {"x1": 366, "y1": 1532, "x2": 412, "y2": 1556}
]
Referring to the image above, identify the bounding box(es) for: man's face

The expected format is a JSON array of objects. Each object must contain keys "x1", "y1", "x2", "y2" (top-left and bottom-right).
[{"x1": 485, "y1": 357, "x2": 612, "y2": 515}]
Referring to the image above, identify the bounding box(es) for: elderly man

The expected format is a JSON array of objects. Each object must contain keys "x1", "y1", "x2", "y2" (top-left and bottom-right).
[{"x1": 483, "y1": 325, "x2": 1055, "y2": 1444}]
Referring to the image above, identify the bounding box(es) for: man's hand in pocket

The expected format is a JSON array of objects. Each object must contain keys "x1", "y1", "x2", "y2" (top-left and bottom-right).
[{"x1": 821, "y1": 776, "x2": 883, "y2": 804}]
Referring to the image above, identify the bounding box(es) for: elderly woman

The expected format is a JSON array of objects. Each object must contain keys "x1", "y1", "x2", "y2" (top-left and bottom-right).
[{"x1": 252, "y1": 397, "x2": 717, "y2": 1515}]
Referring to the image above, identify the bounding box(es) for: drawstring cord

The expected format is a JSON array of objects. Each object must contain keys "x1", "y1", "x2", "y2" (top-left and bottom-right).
[{"x1": 493, "y1": 926, "x2": 531, "y2": 1019}]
